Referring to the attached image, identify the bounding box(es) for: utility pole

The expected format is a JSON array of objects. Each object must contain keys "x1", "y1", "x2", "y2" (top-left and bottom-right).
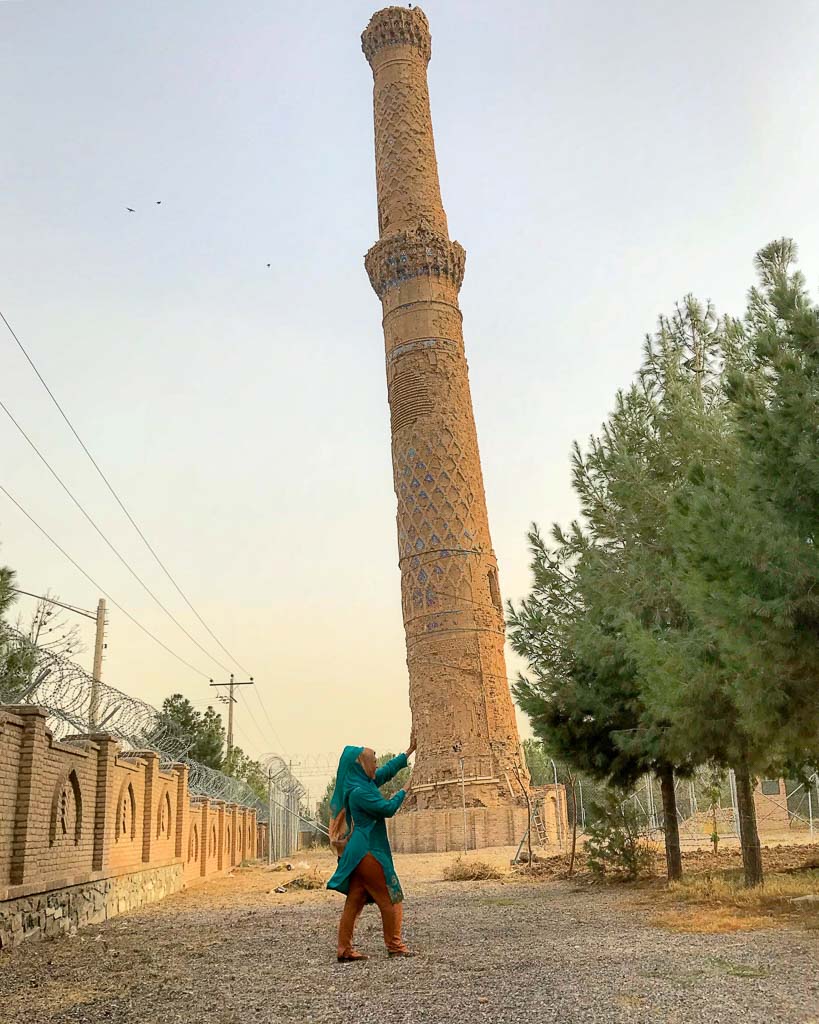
[
  {"x1": 209, "y1": 674, "x2": 254, "y2": 763},
  {"x1": 89, "y1": 598, "x2": 107, "y2": 728},
  {"x1": 10, "y1": 588, "x2": 106, "y2": 727}
]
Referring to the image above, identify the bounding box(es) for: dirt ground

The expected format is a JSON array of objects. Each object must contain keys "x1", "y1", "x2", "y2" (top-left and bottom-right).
[{"x1": 1, "y1": 845, "x2": 817, "y2": 1024}]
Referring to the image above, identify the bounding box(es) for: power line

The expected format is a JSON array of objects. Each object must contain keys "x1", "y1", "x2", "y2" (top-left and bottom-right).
[
  {"x1": 0, "y1": 307, "x2": 251, "y2": 676},
  {"x1": 2, "y1": 310, "x2": 368, "y2": 757},
  {"x1": 1, "y1": 308, "x2": 292, "y2": 759},
  {"x1": 0, "y1": 483, "x2": 210, "y2": 679},
  {"x1": 235, "y1": 687, "x2": 290, "y2": 760},
  {"x1": 232, "y1": 689, "x2": 271, "y2": 751},
  {"x1": 248, "y1": 685, "x2": 290, "y2": 757},
  {"x1": 0, "y1": 394, "x2": 234, "y2": 675}
]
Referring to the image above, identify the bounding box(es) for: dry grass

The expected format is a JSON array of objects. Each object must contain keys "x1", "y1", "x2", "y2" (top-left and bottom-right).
[
  {"x1": 287, "y1": 867, "x2": 327, "y2": 891},
  {"x1": 513, "y1": 852, "x2": 588, "y2": 881},
  {"x1": 443, "y1": 857, "x2": 504, "y2": 882},
  {"x1": 649, "y1": 867, "x2": 819, "y2": 934},
  {"x1": 669, "y1": 868, "x2": 819, "y2": 906},
  {"x1": 651, "y1": 906, "x2": 781, "y2": 933}
]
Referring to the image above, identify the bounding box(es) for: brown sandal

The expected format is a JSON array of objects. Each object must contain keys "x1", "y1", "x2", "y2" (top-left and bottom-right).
[{"x1": 337, "y1": 952, "x2": 369, "y2": 963}]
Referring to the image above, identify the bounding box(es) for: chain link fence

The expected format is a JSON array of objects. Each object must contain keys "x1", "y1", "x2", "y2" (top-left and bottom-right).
[{"x1": 527, "y1": 755, "x2": 818, "y2": 852}]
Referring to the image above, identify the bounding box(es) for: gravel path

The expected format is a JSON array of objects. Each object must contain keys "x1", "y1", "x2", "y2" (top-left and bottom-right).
[{"x1": 1, "y1": 857, "x2": 816, "y2": 1024}]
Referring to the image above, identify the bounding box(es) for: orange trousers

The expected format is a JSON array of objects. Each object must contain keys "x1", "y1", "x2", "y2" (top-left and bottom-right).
[{"x1": 337, "y1": 854, "x2": 408, "y2": 956}]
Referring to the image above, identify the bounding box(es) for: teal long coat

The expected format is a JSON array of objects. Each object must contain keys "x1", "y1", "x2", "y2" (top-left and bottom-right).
[{"x1": 326, "y1": 752, "x2": 407, "y2": 903}]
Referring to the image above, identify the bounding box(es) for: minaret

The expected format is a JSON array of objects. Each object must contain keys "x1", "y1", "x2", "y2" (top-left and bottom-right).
[{"x1": 362, "y1": 7, "x2": 529, "y2": 835}]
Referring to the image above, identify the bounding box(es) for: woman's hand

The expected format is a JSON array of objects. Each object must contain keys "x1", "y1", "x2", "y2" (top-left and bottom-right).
[{"x1": 405, "y1": 730, "x2": 417, "y2": 758}]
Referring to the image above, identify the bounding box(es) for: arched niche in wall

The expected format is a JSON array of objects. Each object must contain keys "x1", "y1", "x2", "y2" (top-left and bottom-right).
[
  {"x1": 49, "y1": 769, "x2": 82, "y2": 847},
  {"x1": 115, "y1": 780, "x2": 137, "y2": 842},
  {"x1": 156, "y1": 788, "x2": 172, "y2": 840},
  {"x1": 209, "y1": 823, "x2": 217, "y2": 858},
  {"x1": 188, "y1": 822, "x2": 199, "y2": 862}
]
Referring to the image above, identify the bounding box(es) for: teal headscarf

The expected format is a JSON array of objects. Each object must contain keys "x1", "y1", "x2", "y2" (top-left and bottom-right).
[{"x1": 329, "y1": 744, "x2": 367, "y2": 823}]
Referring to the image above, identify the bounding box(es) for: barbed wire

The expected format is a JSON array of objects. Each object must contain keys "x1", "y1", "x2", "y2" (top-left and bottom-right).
[{"x1": 0, "y1": 627, "x2": 303, "y2": 821}]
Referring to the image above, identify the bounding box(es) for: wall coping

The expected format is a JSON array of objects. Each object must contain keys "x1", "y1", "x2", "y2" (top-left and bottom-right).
[
  {"x1": 1, "y1": 704, "x2": 49, "y2": 720},
  {"x1": 47, "y1": 737, "x2": 93, "y2": 760},
  {"x1": 0, "y1": 709, "x2": 26, "y2": 730}
]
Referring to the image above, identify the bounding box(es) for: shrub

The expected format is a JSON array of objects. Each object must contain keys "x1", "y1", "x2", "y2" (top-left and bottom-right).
[
  {"x1": 289, "y1": 867, "x2": 326, "y2": 890},
  {"x1": 585, "y1": 792, "x2": 655, "y2": 881},
  {"x1": 443, "y1": 857, "x2": 503, "y2": 881}
]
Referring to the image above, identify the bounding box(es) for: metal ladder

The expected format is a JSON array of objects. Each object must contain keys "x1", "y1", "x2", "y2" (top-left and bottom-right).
[
  {"x1": 513, "y1": 801, "x2": 549, "y2": 863},
  {"x1": 531, "y1": 806, "x2": 548, "y2": 847}
]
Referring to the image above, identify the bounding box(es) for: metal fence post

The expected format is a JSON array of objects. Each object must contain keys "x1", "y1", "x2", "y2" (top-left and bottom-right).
[
  {"x1": 728, "y1": 768, "x2": 740, "y2": 836},
  {"x1": 267, "y1": 770, "x2": 274, "y2": 864}
]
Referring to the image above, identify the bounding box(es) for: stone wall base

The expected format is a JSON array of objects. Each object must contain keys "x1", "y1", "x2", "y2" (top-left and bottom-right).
[
  {"x1": 0, "y1": 863, "x2": 184, "y2": 951},
  {"x1": 387, "y1": 806, "x2": 529, "y2": 854}
]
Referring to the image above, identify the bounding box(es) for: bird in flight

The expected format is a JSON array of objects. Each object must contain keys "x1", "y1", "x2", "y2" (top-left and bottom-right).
[
  {"x1": 266, "y1": 263, "x2": 271, "y2": 268},
  {"x1": 126, "y1": 207, "x2": 135, "y2": 212},
  {"x1": 156, "y1": 201, "x2": 161, "y2": 205}
]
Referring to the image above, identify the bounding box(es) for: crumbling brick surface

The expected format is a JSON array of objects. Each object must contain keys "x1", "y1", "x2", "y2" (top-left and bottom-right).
[{"x1": 362, "y1": 8, "x2": 528, "y2": 820}]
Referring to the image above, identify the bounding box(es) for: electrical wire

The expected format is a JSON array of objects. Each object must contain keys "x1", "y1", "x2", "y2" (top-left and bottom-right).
[
  {"x1": 0, "y1": 394, "x2": 234, "y2": 675},
  {"x1": 0, "y1": 308, "x2": 252, "y2": 676},
  {"x1": 1, "y1": 309, "x2": 293, "y2": 753},
  {"x1": 236, "y1": 687, "x2": 290, "y2": 760},
  {"x1": 231, "y1": 688, "x2": 270, "y2": 751},
  {"x1": 0, "y1": 483, "x2": 210, "y2": 678},
  {"x1": 248, "y1": 685, "x2": 289, "y2": 757}
]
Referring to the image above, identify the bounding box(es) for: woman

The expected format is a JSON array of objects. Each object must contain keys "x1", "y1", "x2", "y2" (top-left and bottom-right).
[{"x1": 326, "y1": 736, "x2": 416, "y2": 961}]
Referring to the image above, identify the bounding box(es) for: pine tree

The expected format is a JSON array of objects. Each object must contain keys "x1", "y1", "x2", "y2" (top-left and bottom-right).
[
  {"x1": 509, "y1": 521, "x2": 692, "y2": 881},
  {"x1": 510, "y1": 297, "x2": 773, "y2": 884},
  {"x1": 674, "y1": 241, "x2": 818, "y2": 763},
  {"x1": 155, "y1": 694, "x2": 226, "y2": 769},
  {"x1": 667, "y1": 241, "x2": 819, "y2": 882}
]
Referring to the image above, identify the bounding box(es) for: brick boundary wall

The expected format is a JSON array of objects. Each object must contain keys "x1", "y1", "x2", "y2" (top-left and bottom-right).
[
  {"x1": 387, "y1": 785, "x2": 570, "y2": 854},
  {"x1": 0, "y1": 707, "x2": 258, "y2": 950}
]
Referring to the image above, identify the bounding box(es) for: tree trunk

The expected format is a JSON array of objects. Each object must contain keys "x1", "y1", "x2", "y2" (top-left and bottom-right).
[
  {"x1": 566, "y1": 768, "x2": 578, "y2": 877},
  {"x1": 658, "y1": 765, "x2": 683, "y2": 881},
  {"x1": 734, "y1": 763, "x2": 764, "y2": 887}
]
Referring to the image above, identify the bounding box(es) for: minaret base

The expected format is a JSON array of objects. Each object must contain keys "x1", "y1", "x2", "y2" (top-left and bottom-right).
[{"x1": 387, "y1": 806, "x2": 529, "y2": 854}]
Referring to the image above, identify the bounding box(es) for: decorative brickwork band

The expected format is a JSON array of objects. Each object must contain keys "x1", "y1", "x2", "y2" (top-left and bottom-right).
[
  {"x1": 364, "y1": 6, "x2": 446, "y2": 235},
  {"x1": 361, "y1": 6, "x2": 432, "y2": 66},
  {"x1": 365, "y1": 229, "x2": 466, "y2": 298}
]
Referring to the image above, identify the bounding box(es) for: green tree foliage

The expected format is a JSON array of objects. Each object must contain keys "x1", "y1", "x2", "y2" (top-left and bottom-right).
[
  {"x1": 673, "y1": 241, "x2": 819, "y2": 766},
  {"x1": 522, "y1": 738, "x2": 555, "y2": 786},
  {"x1": 223, "y1": 745, "x2": 268, "y2": 801},
  {"x1": 0, "y1": 566, "x2": 35, "y2": 703},
  {"x1": 584, "y1": 791, "x2": 655, "y2": 881},
  {"x1": 509, "y1": 301, "x2": 728, "y2": 880},
  {"x1": 154, "y1": 695, "x2": 268, "y2": 797},
  {"x1": 155, "y1": 694, "x2": 226, "y2": 769},
  {"x1": 509, "y1": 272, "x2": 814, "y2": 886}
]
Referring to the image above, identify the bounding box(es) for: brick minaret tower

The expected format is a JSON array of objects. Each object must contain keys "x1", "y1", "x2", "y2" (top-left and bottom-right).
[{"x1": 362, "y1": 7, "x2": 528, "y2": 839}]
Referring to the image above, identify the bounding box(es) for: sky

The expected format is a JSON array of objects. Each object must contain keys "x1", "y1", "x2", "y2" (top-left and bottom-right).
[{"x1": 2, "y1": 0, "x2": 818, "y2": 797}]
